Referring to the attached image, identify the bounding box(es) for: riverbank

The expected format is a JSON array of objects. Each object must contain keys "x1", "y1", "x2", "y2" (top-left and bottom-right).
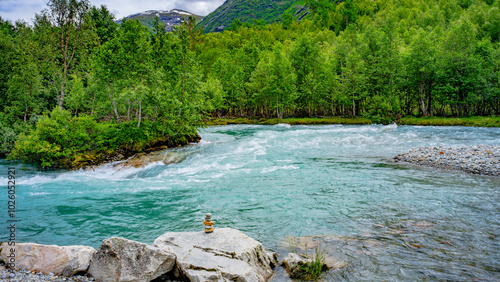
[
  {"x1": 393, "y1": 145, "x2": 500, "y2": 177},
  {"x1": 68, "y1": 133, "x2": 201, "y2": 170},
  {"x1": 204, "y1": 116, "x2": 500, "y2": 127},
  {"x1": 205, "y1": 117, "x2": 373, "y2": 126},
  {"x1": 398, "y1": 116, "x2": 500, "y2": 127}
]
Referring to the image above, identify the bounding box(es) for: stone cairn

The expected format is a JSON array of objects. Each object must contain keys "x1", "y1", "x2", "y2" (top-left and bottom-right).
[{"x1": 204, "y1": 213, "x2": 214, "y2": 233}]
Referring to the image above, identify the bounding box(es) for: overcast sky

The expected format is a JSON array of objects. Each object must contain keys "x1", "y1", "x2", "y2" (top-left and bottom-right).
[{"x1": 0, "y1": 0, "x2": 225, "y2": 23}]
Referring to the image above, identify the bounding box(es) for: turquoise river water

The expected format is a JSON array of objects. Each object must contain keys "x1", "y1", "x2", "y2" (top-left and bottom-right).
[{"x1": 1, "y1": 124, "x2": 499, "y2": 280}]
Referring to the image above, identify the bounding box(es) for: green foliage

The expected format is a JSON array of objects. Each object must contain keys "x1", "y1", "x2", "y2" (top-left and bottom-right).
[
  {"x1": 199, "y1": 0, "x2": 305, "y2": 33},
  {"x1": 290, "y1": 248, "x2": 327, "y2": 281},
  {"x1": 88, "y1": 5, "x2": 118, "y2": 44},
  {"x1": 399, "y1": 116, "x2": 500, "y2": 127},
  {"x1": 8, "y1": 108, "x2": 199, "y2": 168}
]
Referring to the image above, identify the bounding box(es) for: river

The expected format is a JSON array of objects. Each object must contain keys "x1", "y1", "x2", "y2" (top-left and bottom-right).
[{"x1": 1, "y1": 124, "x2": 499, "y2": 280}]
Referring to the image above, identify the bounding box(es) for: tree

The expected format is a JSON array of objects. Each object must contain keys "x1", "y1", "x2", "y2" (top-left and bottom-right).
[
  {"x1": 0, "y1": 17, "x2": 15, "y2": 112},
  {"x1": 119, "y1": 19, "x2": 153, "y2": 127},
  {"x1": 434, "y1": 20, "x2": 482, "y2": 116},
  {"x1": 290, "y1": 35, "x2": 322, "y2": 116},
  {"x1": 41, "y1": 0, "x2": 90, "y2": 109},
  {"x1": 88, "y1": 5, "x2": 117, "y2": 45},
  {"x1": 405, "y1": 30, "x2": 437, "y2": 116},
  {"x1": 342, "y1": 0, "x2": 358, "y2": 28},
  {"x1": 7, "y1": 23, "x2": 44, "y2": 123}
]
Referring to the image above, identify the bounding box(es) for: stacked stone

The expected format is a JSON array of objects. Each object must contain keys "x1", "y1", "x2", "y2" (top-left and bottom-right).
[{"x1": 393, "y1": 145, "x2": 499, "y2": 176}]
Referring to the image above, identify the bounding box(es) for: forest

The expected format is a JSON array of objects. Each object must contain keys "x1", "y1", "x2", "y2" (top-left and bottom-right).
[{"x1": 0, "y1": 0, "x2": 499, "y2": 168}]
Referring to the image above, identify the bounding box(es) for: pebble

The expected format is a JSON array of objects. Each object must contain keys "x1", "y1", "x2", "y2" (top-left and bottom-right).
[
  {"x1": 393, "y1": 145, "x2": 499, "y2": 176},
  {"x1": 0, "y1": 269, "x2": 94, "y2": 282}
]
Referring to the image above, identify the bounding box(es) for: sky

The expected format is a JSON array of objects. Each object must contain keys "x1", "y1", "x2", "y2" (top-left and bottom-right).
[{"x1": 0, "y1": 0, "x2": 226, "y2": 23}]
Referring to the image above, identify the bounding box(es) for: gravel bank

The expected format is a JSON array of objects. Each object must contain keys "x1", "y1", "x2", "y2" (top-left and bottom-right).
[
  {"x1": 393, "y1": 145, "x2": 499, "y2": 176},
  {"x1": 0, "y1": 269, "x2": 94, "y2": 282}
]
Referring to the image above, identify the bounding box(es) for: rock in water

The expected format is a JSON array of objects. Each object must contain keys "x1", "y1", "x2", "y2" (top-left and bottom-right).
[
  {"x1": 88, "y1": 237, "x2": 176, "y2": 282},
  {"x1": 0, "y1": 243, "x2": 95, "y2": 276},
  {"x1": 153, "y1": 228, "x2": 278, "y2": 281},
  {"x1": 281, "y1": 253, "x2": 310, "y2": 274}
]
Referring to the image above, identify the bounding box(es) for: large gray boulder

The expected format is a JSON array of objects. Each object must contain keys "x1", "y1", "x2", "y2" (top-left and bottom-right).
[
  {"x1": 154, "y1": 228, "x2": 278, "y2": 281},
  {"x1": 0, "y1": 242, "x2": 94, "y2": 276},
  {"x1": 88, "y1": 237, "x2": 176, "y2": 282}
]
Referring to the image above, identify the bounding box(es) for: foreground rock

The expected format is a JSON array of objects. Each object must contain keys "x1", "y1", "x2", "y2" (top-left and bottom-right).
[
  {"x1": 88, "y1": 237, "x2": 175, "y2": 282},
  {"x1": 0, "y1": 243, "x2": 94, "y2": 276},
  {"x1": 154, "y1": 228, "x2": 278, "y2": 281},
  {"x1": 393, "y1": 145, "x2": 499, "y2": 176}
]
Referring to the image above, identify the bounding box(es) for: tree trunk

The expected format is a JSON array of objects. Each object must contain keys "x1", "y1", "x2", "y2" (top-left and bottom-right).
[
  {"x1": 137, "y1": 99, "x2": 142, "y2": 127},
  {"x1": 419, "y1": 80, "x2": 428, "y2": 116},
  {"x1": 352, "y1": 99, "x2": 356, "y2": 117}
]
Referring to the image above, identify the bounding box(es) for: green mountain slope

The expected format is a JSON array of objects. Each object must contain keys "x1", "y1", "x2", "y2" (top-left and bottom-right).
[
  {"x1": 199, "y1": 0, "x2": 309, "y2": 33},
  {"x1": 117, "y1": 9, "x2": 203, "y2": 31}
]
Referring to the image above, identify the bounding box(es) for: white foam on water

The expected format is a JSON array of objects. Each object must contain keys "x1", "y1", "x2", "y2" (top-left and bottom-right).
[
  {"x1": 124, "y1": 186, "x2": 173, "y2": 193},
  {"x1": 275, "y1": 123, "x2": 291, "y2": 128},
  {"x1": 28, "y1": 192, "x2": 51, "y2": 196},
  {"x1": 158, "y1": 161, "x2": 246, "y2": 178},
  {"x1": 233, "y1": 138, "x2": 267, "y2": 155},
  {"x1": 381, "y1": 123, "x2": 398, "y2": 131},
  {"x1": 261, "y1": 166, "x2": 278, "y2": 173},
  {"x1": 261, "y1": 165, "x2": 299, "y2": 174},
  {"x1": 17, "y1": 159, "x2": 169, "y2": 186},
  {"x1": 198, "y1": 139, "x2": 211, "y2": 145},
  {"x1": 187, "y1": 178, "x2": 211, "y2": 183}
]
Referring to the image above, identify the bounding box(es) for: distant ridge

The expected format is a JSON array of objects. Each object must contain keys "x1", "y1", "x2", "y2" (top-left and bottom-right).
[
  {"x1": 117, "y1": 9, "x2": 203, "y2": 31},
  {"x1": 198, "y1": 0, "x2": 308, "y2": 33}
]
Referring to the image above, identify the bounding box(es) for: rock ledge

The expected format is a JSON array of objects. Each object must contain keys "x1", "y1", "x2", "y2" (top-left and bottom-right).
[{"x1": 154, "y1": 227, "x2": 278, "y2": 281}]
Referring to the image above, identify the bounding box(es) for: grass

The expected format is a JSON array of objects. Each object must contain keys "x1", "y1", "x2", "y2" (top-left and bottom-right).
[
  {"x1": 289, "y1": 247, "x2": 327, "y2": 281},
  {"x1": 204, "y1": 117, "x2": 373, "y2": 126},
  {"x1": 204, "y1": 116, "x2": 500, "y2": 127},
  {"x1": 399, "y1": 116, "x2": 500, "y2": 127},
  {"x1": 285, "y1": 236, "x2": 328, "y2": 281}
]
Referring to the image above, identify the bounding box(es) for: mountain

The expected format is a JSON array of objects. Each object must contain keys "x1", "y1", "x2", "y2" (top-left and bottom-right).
[
  {"x1": 116, "y1": 9, "x2": 203, "y2": 32},
  {"x1": 199, "y1": 0, "x2": 308, "y2": 33}
]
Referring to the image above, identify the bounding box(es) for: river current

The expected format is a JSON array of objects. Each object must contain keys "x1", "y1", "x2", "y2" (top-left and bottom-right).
[{"x1": 1, "y1": 124, "x2": 499, "y2": 280}]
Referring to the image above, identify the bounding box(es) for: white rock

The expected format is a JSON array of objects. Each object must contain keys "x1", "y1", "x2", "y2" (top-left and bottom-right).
[
  {"x1": 154, "y1": 228, "x2": 277, "y2": 281},
  {"x1": 0, "y1": 242, "x2": 95, "y2": 276},
  {"x1": 88, "y1": 237, "x2": 176, "y2": 282}
]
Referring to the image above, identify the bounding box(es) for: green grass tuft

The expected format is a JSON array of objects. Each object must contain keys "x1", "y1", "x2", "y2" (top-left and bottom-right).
[
  {"x1": 398, "y1": 116, "x2": 500, "y2": 127},
  {"x1": 290, "y1": 247, "x2": 328, "y2": 281}
]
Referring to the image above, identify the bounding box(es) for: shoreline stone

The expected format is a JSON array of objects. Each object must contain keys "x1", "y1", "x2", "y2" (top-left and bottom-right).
[
  {"x1": 0, "y1": 243, "x2": 95, "y2": 277},
  {"x1": 393, "y1": 145, "x2": 499, "y2": 176},
  {"x1": 88, "y1": 237, "x2": 176, "y2": 282},
  {"x1": 0, "y1": 228, "x2": 278, "y2": 281},
  {"x1": 154, "y1": 228, "x2": 278, "y2": 281}
]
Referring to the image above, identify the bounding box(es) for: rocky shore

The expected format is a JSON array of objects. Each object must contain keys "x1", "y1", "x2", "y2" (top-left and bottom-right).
[
  {"x1": 393, "y1": 145, "x2": 499, "y2": 176},
  {"x1": 0, "y1": 228, "x2": 280, "y2": 282},
  {"x1": 0, "y1": 269, "x2": 94, "y2": 281}
]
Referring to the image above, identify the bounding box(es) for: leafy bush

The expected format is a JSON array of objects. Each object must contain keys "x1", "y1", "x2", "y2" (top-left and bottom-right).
[{"x1": 8, "y1": 108, "x2": 198, "y2": 168}]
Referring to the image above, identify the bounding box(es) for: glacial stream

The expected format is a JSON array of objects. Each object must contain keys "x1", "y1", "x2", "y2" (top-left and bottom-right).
[{"x1": 1, "y1": 124, "x2": 499, "y2": 280}]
